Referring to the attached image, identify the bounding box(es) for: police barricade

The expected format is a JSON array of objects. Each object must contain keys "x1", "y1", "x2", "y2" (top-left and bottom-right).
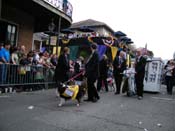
[{"x1": 0, "y1": 64, "x2": 55, "y2": 93}]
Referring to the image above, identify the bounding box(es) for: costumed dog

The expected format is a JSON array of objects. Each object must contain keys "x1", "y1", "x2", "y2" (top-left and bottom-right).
[{"x1": 57, "y1": 79, "x2": 87, "y2": 107}]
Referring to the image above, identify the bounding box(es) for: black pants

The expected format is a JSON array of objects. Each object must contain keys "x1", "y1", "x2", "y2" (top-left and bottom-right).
[
  {"x1": 165, "y1": 76, "x2": 174, "y2": 94},
  {"x1": 135, "y1": 74, "x2": 144, "y2": 97},
  {"x1": 114, "y1": 74, "x2": 123, "y2": 93},
  {"x1": 87, "y1": 77, "x2": 99, "y2": 100},
  {"x1": 97, "y1": 76, "x2": 108, "y2": 92}
]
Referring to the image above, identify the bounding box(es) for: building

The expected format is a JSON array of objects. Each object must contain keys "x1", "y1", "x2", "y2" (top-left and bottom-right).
[
  {"x1": 70, "y1": 19, "x2": 114, "y2": 37},
  {"x1": 58, "y1": 19, "x2": 117, "y2": 60},
  {"x1": 0, "y1": 0, "x2": 73, "y2": 53}
]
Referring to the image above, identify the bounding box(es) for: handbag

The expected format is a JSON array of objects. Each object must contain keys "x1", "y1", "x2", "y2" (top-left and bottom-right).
[{"x1": 18, "y1": 66, "x2": 26, "y2": 75}]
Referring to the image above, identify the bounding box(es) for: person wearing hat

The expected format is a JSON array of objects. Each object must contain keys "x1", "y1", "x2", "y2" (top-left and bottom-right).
[
  {"x1": 134, "y1": 49, "x2": 147, "y2": 100},
  {"x1": 84, "y1": 43, "x2": 100, "y2": 102}
]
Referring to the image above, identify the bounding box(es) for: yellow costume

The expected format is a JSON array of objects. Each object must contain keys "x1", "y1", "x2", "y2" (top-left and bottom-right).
[{"x1": 62, "y1": 85, "x2": 79, "y2": 100}]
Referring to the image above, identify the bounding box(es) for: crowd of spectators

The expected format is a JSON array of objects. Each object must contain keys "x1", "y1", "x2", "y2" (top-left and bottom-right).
[
  {"x1": 0, "y1": 41, "x2": 59, "y2": 93},
  {"x1": 0, "y1": 42, "x2": 58, "y2": 68}
]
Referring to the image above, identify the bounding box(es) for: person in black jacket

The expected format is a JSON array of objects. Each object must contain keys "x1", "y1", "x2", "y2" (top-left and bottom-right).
[
  {"x1": 113, "y1": 50, "x2": 127, "y2": 94},
  {"x1": 135, "y1": 49, "x2": 147, "y2": 100},
  {"x1": 55, "y1": 47, "x2": 70, "y2": 84},
  {"x1": 97, "y1": 54, "x2": 109, "y2": 92},
  {"x1": 84, "y1": 43, "x2": 100, "y2": 102}
]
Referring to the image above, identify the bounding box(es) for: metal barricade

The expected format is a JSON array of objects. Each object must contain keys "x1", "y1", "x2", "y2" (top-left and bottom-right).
[{"x1": 0, "y1": 64, "x2": 55, "y2": 88}]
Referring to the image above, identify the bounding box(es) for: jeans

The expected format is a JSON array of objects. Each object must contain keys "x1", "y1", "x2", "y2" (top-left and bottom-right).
[{"x1": 0, "y1": 64, "x2": 7, "y2": 85}]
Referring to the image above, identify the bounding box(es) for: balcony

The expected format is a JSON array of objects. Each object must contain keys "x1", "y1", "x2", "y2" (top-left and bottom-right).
[
  {"x1": 1, "y1": 0, "x2": 73, "y2": 32},
  {"x1": 41, "y1": 0, "x2": 73, "y2": 18}
]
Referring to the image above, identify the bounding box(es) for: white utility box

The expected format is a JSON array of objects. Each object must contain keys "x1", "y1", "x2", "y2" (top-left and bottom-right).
[{"x1": 144, "y1": 57, "x2": 163, "y2": 92}]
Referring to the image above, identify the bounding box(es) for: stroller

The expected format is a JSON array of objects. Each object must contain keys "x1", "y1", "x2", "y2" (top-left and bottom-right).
[
  {"x1": 106, "y1": 66, "x2": 115, "y2": 92},
  {"x1": 121, "y1": 68, "x2": 136, "y2": 96}
]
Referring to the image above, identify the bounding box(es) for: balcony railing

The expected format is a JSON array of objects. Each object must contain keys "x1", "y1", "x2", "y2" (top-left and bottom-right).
[{"x1": 43, "y1": 0, "x2": 73, "y2": 18}]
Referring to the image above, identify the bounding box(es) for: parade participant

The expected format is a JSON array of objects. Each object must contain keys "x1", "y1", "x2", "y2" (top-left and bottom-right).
[
  {"x1": 97, "y1": 54, "x2": 109, "y2": 92},
  {"x1": 134, "y1": 49, "x2": 147, "y2": 100},
  {"x1": 84, "y1": 43, "x2": 100, "y2": 102},
  {"x1": 113, "y1": 50, "x2": 127, "y2": 94},
  {"x1": 55, "y1": 47, "x2": 70, "y2": 83}
]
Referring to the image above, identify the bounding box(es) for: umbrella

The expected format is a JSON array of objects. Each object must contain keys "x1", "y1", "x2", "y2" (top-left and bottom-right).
[
  {"x1": 119, "y1": 36, "x2": 132, "y2": 44},
  {"x1": 125, "y1": 40, "x2": 134, "y2": 44},
  {"x1": 123, "y1": 38, "x2": 132, "y2": 43},
  {"x1": 60, "y1": 29, "x2": 74, "y2": 34},
  {"x1": 119, "y1": 36, "x2": 131, "y2": 41},
  {"x1": 77, "y1": 26, "x2": 94, "y2": 32},
  {"x1": 114, "y1": 31, "x2": 126, "y2": 37}
]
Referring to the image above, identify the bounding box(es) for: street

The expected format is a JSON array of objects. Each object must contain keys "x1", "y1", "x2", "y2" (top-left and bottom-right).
[{"x1": 0, "y1": 85, "x2": 174, "y2": 131}]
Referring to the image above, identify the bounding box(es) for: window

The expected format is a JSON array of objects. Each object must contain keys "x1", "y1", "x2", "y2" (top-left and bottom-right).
[
  {"x1": 6, "y1": 24, "x2": 17, "y2": 46},
  {"x1": 0, "y1": 20, "x2": 17, "y2": 46}
]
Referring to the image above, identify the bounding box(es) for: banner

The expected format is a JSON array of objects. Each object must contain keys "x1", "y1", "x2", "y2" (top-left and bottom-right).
[
  {"x1": 53, "y1": 46, "x2": 61, "y2": 57},
  {"x1": 97, "y1": 45, "x2": 107, "y2": 60},
  {"x1": 50, "y1": 36, "x2": 57, "y2": 45},
  {"x1": 69, "y1": 46, "x2": 79, "y2": 60},
  {"x1": 110, "y1": 47, "x2": 118, "y2": 61}
]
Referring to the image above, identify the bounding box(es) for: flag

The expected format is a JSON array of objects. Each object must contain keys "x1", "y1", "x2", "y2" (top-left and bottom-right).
[
  {"x1": 53, "y1": 46, "x2": 61, "y2": 57},
  {"x1": 97, "y1": 45, "x2": 107, "y2": 60},
  {"x1": 111, "y1": 47, "x2": 118, "y2": 61}
]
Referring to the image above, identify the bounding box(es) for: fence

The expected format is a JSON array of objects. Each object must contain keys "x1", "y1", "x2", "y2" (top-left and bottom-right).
[{"x1": 0, "y1": 64, "x2": 55, "y2": 91}]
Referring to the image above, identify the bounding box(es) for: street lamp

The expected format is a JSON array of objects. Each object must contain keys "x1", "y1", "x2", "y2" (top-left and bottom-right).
[{"x1": 48, "y1": 19, "x2": 55, "y2": 53}]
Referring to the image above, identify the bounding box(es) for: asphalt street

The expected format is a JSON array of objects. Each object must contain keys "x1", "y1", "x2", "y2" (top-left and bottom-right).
[{"x1": 0, "y1": 85, "x2": 174, "y2": 131}]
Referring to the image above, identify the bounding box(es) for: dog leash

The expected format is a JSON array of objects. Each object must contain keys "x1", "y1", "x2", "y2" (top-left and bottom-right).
[{"x1": 64, "y1": 70, "x2": 85, "y2": 84}]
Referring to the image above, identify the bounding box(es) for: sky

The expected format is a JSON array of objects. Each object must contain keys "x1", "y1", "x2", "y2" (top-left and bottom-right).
[{"x1": 68, "y1": 0, "x2": 175, "y2": 60}]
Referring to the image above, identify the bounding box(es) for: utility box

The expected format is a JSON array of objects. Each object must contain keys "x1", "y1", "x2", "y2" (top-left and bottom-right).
[{"x1": 144, "y1": 57, "x2": 164, "y2": 92}]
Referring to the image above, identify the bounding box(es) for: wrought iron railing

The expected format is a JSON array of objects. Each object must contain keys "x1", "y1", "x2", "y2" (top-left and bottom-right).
[{"x1": 43, "y1": 0, "x2": 73, "y2": 17}]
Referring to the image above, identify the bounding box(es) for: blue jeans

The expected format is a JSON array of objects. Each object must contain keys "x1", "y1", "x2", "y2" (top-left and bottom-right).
[{"x1": 0, "y1": 64, "x2": 7, "y2": 85}]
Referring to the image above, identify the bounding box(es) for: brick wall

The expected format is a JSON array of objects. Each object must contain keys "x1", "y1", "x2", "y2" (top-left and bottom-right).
[{"x1": 2, "y1": 4, "x2": 34, "y2": 53}]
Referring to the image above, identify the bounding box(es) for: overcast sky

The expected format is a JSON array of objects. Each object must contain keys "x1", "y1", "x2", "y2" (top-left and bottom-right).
[{"x1": 69, "y1": 0, "x2": 175, "y2": 60}]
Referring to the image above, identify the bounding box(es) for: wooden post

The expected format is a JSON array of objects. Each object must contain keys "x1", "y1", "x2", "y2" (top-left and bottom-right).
[{"x1": 56, "y1": 16, "x2": 61, "y2": 55}]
